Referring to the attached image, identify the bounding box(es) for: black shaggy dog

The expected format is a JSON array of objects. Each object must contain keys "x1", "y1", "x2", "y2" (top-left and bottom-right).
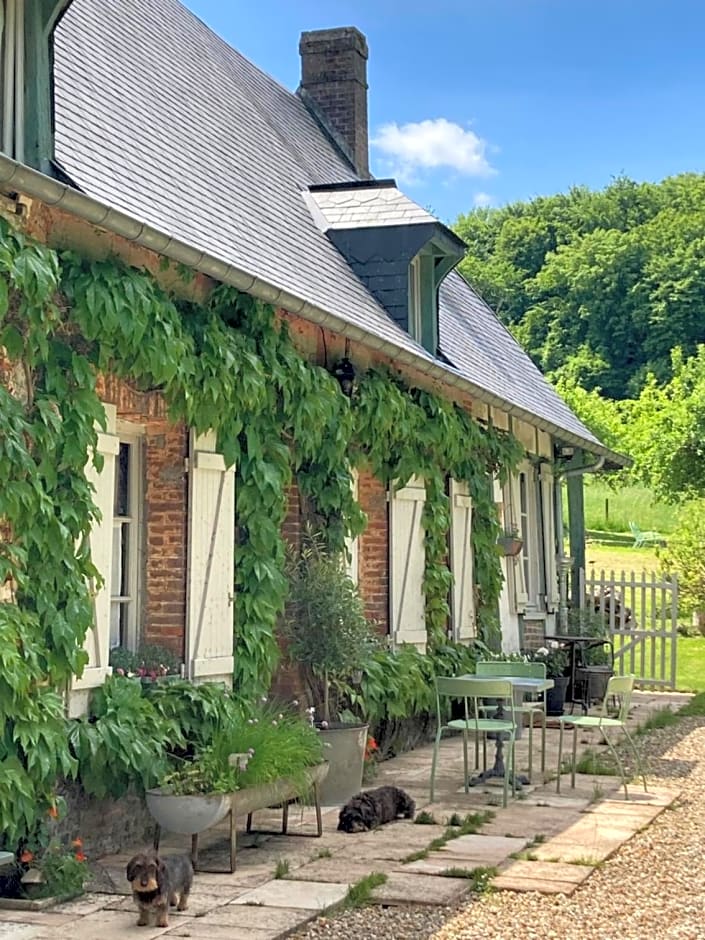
[{"x1": 337, "y1": 785, "x2": 416, "y2": 833}]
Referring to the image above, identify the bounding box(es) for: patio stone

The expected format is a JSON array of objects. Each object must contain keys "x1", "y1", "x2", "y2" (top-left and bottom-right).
[
  {"x1": 436, "y1": 833, "x2": 526, "y2": 865},
  {"x1": 42, "y1": 910, "x2": 172, "y2": 939},
  {"x1": 492, "y1": 859, "x2": 594, "y2": 895},
  {"x1": 0, "y1": 927, "x2": 44, "y2": 939},
  {"x1": 164, "y1": 924, "x2": 286, "y2": 940},
  {"x1": 369, "y1": 872, "x2": 470, "y2": 906},
  {"x1": 286, "y1": 860, "x2": 392, "y2": 883},
  {"x1": 203, "y1": 903, "x2": 316, "y2": 931},
  {"x1": 231, "y1": 879, "x2": 349, "y2": 910},
  {"x1": 0, "y1": 912, "x2": 76, "y2": 927}
]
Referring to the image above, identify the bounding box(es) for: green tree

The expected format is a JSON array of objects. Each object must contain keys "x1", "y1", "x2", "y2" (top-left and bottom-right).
[{"x1": 454, "y1": 173, "x2": 705, "y2": 400}]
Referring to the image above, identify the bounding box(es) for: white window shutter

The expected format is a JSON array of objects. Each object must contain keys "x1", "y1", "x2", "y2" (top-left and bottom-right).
[
  {"x1": 450, "y1": 479, "x2": 475, "y2": 642},
  {"x1": 389, "y1": 475, "x2": 427, "y2": 651},
  {"x1": 509, "y1": 475, "x2": 529, "y2": 613},
  {"x1": 344, "y1": 469, "x2": 359, "y2": 585},
  {"x1": 73, "y1": 404, "x2": 119, "y2": 693},
  {"x1": 541, "y1": 465, "x2": 560, "y2": 610},
  {"x1": 186, "y1": 431, "x2": 235, "y2": 681}
]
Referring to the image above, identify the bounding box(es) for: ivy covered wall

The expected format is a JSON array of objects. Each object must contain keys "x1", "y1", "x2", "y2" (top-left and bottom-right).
[{"x1": 0, "y1": 203, "x2": 523, "y2": 845}]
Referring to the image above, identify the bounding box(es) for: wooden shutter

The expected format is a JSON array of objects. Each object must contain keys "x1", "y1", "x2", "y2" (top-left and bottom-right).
[
  {"x1": 186, "y1": 431, "x2": 235, "y2": 681},
  {"x1": 508, "y1": 473, "x2": 529, "y2": 612},
  {"x1": 344, "y1": 469, "x2": 359, "y2": 585},
  {"x1": 541, "y1": 464, "x2": 560, "y2": 610},
  {"x1": 73, "y1": 404, "x2": 119, "y2": 694},
  {"x1": 389, "y1": 475, "x2": 427, "y2": 651},
  {"x1": 450, "y1": 479, "x2": 475, "y2": 642}
]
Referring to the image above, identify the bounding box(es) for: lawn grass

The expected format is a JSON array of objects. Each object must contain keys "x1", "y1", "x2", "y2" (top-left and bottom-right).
[{"x1": 580, "y1": 481, "x2": 678, "y2": 535}]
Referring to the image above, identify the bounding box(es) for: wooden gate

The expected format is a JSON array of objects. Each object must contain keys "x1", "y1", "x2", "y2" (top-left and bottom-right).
[{"x1": 579, "y1": 567, "x2": 679, "y2": 690}]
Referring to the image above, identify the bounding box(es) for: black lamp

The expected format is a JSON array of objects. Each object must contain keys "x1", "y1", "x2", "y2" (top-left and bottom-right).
[{"x1": 332, "y1": 357, "x2": 356, "y2": 398}]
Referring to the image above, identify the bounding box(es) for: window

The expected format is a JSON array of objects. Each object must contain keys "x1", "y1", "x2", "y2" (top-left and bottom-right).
[
  {"x1": 408, "y1": 256, "x2": 423, "y2": 344},
  {"x1": 509, "y1": 461, "x2": 546, "y2": 613},
  {"x1": 110, "y1": 435, "x2": 143, "y2": 649}
]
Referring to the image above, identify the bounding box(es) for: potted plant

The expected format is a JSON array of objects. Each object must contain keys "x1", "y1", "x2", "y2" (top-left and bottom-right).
[
  {"x1": 145, "y1": 701, "x2": 328, "y2": 874},
  {"x1": 284, "y1": 527, "x2": 378, "y2": 805},
  {"x1": 109, "y1": 643, "x2": 181, "y2": 684},
  {"x1": 497, "y1": 526, "x2": 524, "y2": 557},
  {"x1": 528, "y1": 641, "x2": 570, "y2": 716}
]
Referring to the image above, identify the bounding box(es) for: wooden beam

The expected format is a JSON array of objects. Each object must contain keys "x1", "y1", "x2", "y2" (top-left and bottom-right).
[
  {"x1": 566, "y1": 450, "x2": 586, "y2": 606},
  {"x1": 23, "y1": 0, "x2": 72, "y2": 173}
]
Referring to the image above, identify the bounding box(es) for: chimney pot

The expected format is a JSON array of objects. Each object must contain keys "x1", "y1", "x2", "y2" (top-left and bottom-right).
[{"x1": 299, "y1": 27, "x2": 369, "y2": 178}]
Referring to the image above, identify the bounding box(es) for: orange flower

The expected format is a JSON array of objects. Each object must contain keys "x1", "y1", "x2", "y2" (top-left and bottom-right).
[
  {"x1": 71, "y1": 838, "x2": 83, "y2": 848},
  {"x1": 74, "y1": 852, "x2": 87, "y2": 863},
  {"x1": 19, "y1": 850, "x2": 33, "y2": 863},
  {"x1": 47, "y1": 806, "x2": 59, "y2": 819}
]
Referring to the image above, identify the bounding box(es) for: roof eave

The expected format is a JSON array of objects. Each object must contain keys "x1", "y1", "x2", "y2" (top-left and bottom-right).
[{"x1": 0, "y1": 154, "x2": 629, "y2": 469}]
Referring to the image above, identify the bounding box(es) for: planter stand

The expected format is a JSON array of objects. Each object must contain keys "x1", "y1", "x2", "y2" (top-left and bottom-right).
[{"x1": 149, "y1": 762, "x2": 329, "y2": 874}]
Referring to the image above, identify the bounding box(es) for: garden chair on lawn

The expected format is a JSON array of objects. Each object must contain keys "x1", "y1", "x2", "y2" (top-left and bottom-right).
[
  {"x1": 629, "y1": 521, "x2": 664, "y2": 548},
  {"x1": 556, "y1": 673, "x2": 647, "y2": 800},
  {"x1": 430, "y1": 676, "x2": 518, "y2": 809},
  {"x1": 476, "y1": 660, "x2": 547, "y2": 782}
]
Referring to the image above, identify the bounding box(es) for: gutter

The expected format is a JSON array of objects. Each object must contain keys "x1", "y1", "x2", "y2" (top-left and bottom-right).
[{"x1": 0, "y1": 153, "x2": 628, "y2": 467}]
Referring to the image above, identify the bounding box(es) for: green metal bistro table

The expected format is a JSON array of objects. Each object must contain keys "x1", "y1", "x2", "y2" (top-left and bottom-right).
[{"x1": 459, "y1": 674, "x2": 554, "y2": 788}]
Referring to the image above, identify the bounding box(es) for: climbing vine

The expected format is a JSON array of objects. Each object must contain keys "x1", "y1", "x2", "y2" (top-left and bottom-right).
[{"x1": 0, "y1": 212, "x2": 523, "y2": 845}]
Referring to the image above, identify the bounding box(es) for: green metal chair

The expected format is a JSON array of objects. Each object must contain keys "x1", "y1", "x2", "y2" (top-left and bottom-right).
[
  {"x1": 556, "y1": 674, "x2": 647, "y2": 800},
  {"x1": 430, "y1": 676, "x2": 517, "y2": 808},
  {"x1": 476, "y1": 660, "x2": 547, "y2": 782}
]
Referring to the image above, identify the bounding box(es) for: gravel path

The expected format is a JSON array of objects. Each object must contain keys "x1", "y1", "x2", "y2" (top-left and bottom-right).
[{"x1": 292, "y1": 713, "x2": 705, "y2": 940}]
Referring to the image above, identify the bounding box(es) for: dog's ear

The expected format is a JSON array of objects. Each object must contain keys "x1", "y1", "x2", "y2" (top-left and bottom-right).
[{"x1": 126, "y1": 856, "x2": 140, "y2": 882}]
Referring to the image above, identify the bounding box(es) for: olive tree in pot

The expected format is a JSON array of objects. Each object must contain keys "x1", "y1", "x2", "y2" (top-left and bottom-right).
[{"x1": 284, "y1": 527, "x2": 378, "y2": 806}]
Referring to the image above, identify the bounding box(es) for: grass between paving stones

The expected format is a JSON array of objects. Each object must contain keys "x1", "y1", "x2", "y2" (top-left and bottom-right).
[
  {"x1": 678, "y1": 691, "x2": 705, "y2": 716},
  {"x1": 568, "y1": 748, "x2": 617, "y2": 776},
  {"x1": 509, "y1": 833, "x2": 545, "y2": 861},
  {"x1": 342, "y1": 872, "x2": 388, "y2": 909},
  {"x1": 637, "y1": 706, "x2": 680, "y2": 734},
  {"x1": 568, "y1": 857, "x2": 604, "y2": 868},
  {"x1": 274, "y1": 858, "x2": 290, "y2": 879},
  {"x1": 414, "y1": 811, "x2": 438, "y2": 825},
  {"x1": 402, "y1": 811, "x2": 494, "y2": 863},
  {"x1": 439, "y1": 866, "x2": 497, "y2": 892}
]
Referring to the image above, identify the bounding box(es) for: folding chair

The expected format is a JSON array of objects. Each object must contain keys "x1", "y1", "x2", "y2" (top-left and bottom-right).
[
  {"x1": 430, "y1": 676, "x2": 517, "y2": 808},
  {"x1": 556, "y1": 674, "x2": 647, "y2": 800},
  {"x1": 476, "y1": 660, "x2": 547, "y2": 782}
]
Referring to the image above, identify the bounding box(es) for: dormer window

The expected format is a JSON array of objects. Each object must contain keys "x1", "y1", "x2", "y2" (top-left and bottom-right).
[
  {"x1": 0, "y1": 1, "x2": 70, "y2": 171},
  {"x1": 306, "y1": 179, "x2": 465, "y2": 355}
]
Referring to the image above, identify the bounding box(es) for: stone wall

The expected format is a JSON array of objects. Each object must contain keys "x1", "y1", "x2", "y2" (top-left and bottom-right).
[{"x1": 56, "y1": 780, "x2": 154, "y2": 860}]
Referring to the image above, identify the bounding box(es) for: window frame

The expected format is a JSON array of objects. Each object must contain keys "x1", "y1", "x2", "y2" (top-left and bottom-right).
[{"x1": 110, "y1": 424, "x2": 144, "y2": 651}]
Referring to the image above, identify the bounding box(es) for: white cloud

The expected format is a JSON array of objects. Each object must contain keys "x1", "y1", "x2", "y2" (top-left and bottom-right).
[
  {"x1": 473, "y1": 191, "x2": 494, "y2": 207},
  {"x1": 371, "y1": 118, "x2": 496, "y2": 183}
]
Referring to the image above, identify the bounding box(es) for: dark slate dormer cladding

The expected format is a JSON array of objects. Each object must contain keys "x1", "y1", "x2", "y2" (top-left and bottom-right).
[{"x1": 306, "y1": 180, "x2": 465, "y2": 354}]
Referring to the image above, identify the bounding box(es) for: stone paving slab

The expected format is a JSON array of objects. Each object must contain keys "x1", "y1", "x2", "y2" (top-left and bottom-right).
[
  {"x1": 37, "y1": 909, "x2": 173, "y2": 939},
  {"x1": 436, "y1": 833, "x2": 527, "y2": 865},
  {"x1": 202, "y1": 903, "x2": 315, "y2": 932},
  {"x1": 0, "y1": 912, "x2": 76, "y2": 927},
  {"x1": 286, "y1": 859, "x2": 392, "y2": 883},
  {"x1": 492, "y1": 859, "x2": 594, "y2": 895},
  {"x1": 370, "y1": 872, "x2": 470, "y2": 906},
  {"x1": 480, "y1": 803, "x2": 585, "y2": 839},
  {"x1": 165, "y1": 923, "x2": 288, "y2": 940},
  {"x1": 0, "y1": 927, "x2": 43, "y2": 940},
  {"x1": 232, "y1": 879, "x2": 349, "y2": 911}
]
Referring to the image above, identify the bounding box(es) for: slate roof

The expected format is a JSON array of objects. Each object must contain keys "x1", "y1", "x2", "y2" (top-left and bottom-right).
[
  {"x1": 307, "y1": 180, "x2": 437, "y2": 230},
  {"x1": 52, "y1": 0, "x2": 612, "y2": 457}
]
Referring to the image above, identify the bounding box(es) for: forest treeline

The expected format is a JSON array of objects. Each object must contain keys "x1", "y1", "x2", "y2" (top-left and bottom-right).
[{"x1": 454, "y1": 173, "x2": 705, "y2": 504}]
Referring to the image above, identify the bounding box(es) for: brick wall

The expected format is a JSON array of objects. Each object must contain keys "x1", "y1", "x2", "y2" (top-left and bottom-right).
[
  {"x1": 143, "y1": 420, "x2": 188, "y2": 657},
  {"x1": 522, "y1": 619, "x2": 546, "y2": 651},
  {"x1": 97, "y1": 376, "x2": 188, "y2": 658},
  {"x1": 358, "y1": 467, "x2": 389, "y2": 636},
  {"x1": 299, "y1": 28, "x2": 369, "y2": 177}
]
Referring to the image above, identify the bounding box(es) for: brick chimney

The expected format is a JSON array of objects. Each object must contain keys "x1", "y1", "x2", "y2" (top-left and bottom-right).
[{"x1": 299, "y1": 27, "x2": 369, "y2": 178}]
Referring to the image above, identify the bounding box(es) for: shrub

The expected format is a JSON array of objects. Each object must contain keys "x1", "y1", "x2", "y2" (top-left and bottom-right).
[{"x1": 658, "y1": 500, "x2": 705, "y2": 622}]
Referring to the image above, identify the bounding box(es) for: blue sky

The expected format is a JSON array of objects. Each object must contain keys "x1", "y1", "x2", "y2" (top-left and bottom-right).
[{"x1": 187, "y1": 0, "x2": 705, "y2": 224}]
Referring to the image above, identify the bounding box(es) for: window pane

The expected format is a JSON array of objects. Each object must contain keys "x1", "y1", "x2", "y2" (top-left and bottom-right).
[{"x1": 115, "y1": 442, "x2": 130, "y2": 516}]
